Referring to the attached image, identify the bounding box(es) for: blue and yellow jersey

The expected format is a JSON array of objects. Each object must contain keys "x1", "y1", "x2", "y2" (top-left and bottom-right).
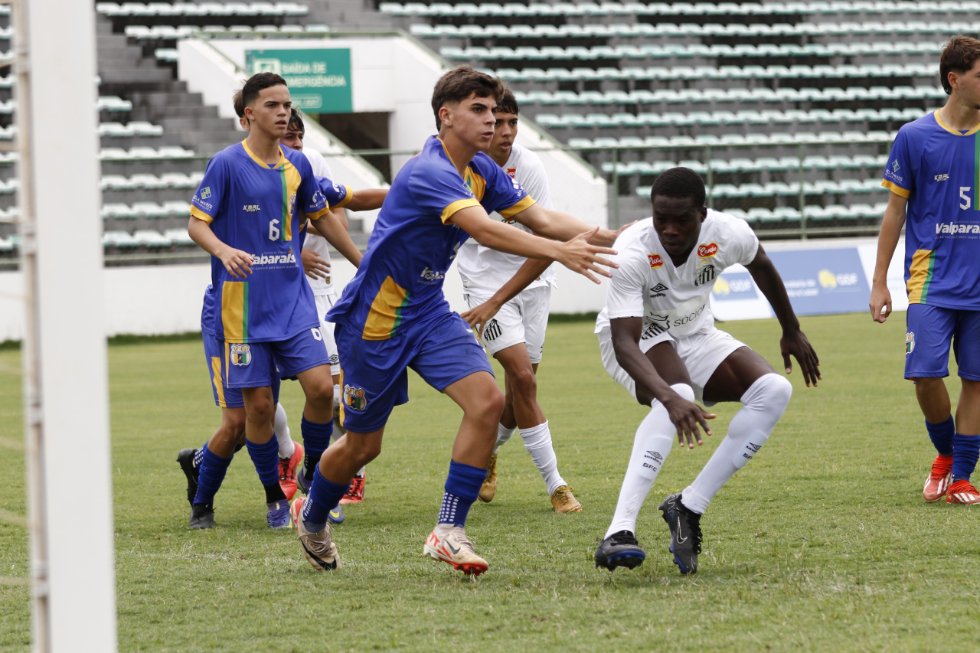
[
  {"x1": 201, "y1": 284, "x2": 216, "y2": 335},
  {"x1": 883, "y1": 111, "x2": 980, "y2": 309},
  {"x1": 328, "y1": 135, "x2": 535, "y2": 340},
  {"x1": 190, "y1": 140, "x2": 330, "y2": 343}
]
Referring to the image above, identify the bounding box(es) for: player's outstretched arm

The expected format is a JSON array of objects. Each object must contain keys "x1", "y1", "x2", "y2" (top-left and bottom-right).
[
  {"x1": 610, "y1": 316, "x2": 714, "y2": 448},
  {"x1": 745, "y1": 245, "x2": 820, "y2": 387},
  {"x1": 869, "y1": 192, "x2": 908, "y2": 324},
  {"x1": 344, "y1": 188, "x2": 387, "y2": 213},
  {"x1": 187, "y1": 216, "x2": 252, "y2": 278},
  {"x1": 510, "y1": 203, "x2": 620, "y2": 246},
  {"x1": 450, "y1": 205, "x2": 617, "y2": 283},
  {"x1": 309, "y1": 212, "x2": 362, "y2": 267},
  {"x1": 460, "y1": 256, "x2": 551, "y2": 336}
]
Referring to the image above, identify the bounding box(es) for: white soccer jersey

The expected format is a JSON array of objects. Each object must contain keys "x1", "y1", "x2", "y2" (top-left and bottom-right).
[
  {"x1": 597, "y1": 209, "x2": 759, "y2": 339},
  {"x1": 302, "y1": 149, "x2": 336, "y2": 296},
  {"x1": 456, "y1": 143, "x2": 556, "y2": 294}
]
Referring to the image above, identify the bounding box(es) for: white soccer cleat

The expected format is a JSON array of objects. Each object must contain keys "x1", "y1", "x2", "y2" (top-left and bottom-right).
[{"x1": 423, "y1": 525, "x2": 489, "y2": 576}]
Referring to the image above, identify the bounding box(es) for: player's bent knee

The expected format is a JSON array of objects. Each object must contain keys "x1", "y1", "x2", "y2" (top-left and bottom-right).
[
  {"x1": 506, "y1": 366, "x2": 537, "y2": 396},
  {"x1": 748, "y1": 373, "x2": 793, "y2": 413}
]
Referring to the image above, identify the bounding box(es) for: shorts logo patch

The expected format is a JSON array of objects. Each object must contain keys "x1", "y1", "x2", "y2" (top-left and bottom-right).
[
  {"x1": 483, "y1": 318, "x2": 502, "y2": 341},
  {"x1": 343, "y1": 384, "x2": 367, "y2": 411},
  {"x1": 229, "y1": 343, "x2": 252, "y2": 367},
  {"x1": 906, "y1": 331, "x2": 915, "y2": 355}
]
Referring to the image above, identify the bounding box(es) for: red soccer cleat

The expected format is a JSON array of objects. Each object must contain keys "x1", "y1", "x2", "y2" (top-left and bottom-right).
[
  {"x1": 946, "y1": 479, "x2": 980, "y2": 505},
  {"x1": 339, "y1": 473, "x2": 365, "y2": 505},
  {"x1": 923, "y1": 454, "x2": 953, "y2": 502},
  {"x1": 279, "y1": 442, "x2": 305, "y2": 501}
]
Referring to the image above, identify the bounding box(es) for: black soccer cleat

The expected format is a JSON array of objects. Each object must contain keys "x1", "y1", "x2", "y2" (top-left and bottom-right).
[
  {"x1": 594, "y1": 530, "x2": 646, "y2": 571},
  {"x1": 658, "y1": 493, "x2": 702, "y2": 575},
  {"x1": 176, "y1": 448, "x2": 199, "y2": 506},
  {"x1": 189, "y1": 503, "x2": 214, "y2": 529}
]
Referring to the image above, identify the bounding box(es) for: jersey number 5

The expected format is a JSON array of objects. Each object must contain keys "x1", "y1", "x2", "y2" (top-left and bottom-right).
[{"x1": 960, "y1": 186, "x2": 972, "y2": 210}]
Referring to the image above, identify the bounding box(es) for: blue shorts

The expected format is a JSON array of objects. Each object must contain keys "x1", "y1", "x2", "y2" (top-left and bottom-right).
[
  {"x1": 905, "y1": 304, "x2": 980, "y2": 381},
  {"x1": 224, "y1": 326, "x2": 329, "y2": 390},
  {"x1": 202, "y1": 330, "x2": 281, "y2": 407},
  {"x1": 334, "y1": 311, "x2": 493, "y2": 433}
]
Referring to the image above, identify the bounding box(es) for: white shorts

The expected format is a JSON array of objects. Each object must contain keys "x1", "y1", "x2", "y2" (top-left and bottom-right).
[
  {"x1": 596, "y1": 324, "x2": 745, "y2": 402},
  {"x1": 464, "y1": 285, "x2": 551, "y2": 363},
  {"x1": 314, "y1": 290, "x2": 340, "y2": 376}
]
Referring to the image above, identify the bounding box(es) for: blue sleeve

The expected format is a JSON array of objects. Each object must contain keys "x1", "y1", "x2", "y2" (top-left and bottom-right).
[
  {"x1": 296, "y1": 155, "x2": 329, "y2": 218},
  {"x1": 476, "y1": 155, "x2": 530, "y2": 215},
  {"x1": 409, "y1": 160, "x2": 481, "y2": 223},
  {"x1": 190, "y1": 155, "x2": 228, "y2": 223},
  {"x1": 882, "y1": 126, "x2": 913, "y2": 198},
  {"x1": 317, "y1": 176, "x2": 350, "y2": 208}
]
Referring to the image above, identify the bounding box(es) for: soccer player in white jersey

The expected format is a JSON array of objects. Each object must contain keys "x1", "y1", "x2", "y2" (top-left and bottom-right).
[
  {"x1": 593, "y1": 167, "x2": 820, "y2": 575},
  {"x1": 870, "y1": 35, "x2": 980, "y2": 505},
  {"x1": 282, "y1": 111, "x2": 386, "y2": 517},
  {"x1": 457, "y1": 90, "x2": 581, "y2": 513}
]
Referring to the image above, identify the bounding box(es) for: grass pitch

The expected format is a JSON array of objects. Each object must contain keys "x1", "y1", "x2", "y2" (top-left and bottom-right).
[{"x1": 1, "y1": 312, "x2": 978, "y2": 652}]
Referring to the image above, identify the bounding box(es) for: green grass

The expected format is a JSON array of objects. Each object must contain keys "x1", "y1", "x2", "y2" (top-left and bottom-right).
[{"x1": 1, "y1": 313, "x2": 978, "y2": 652}]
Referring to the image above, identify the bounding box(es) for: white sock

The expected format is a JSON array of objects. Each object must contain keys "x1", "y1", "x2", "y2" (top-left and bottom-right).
[
  {"x1": 274, "y1": 403, "x2": 294, "y2": 459},
  {"x1": 519, "y1": 421, "x2": 565, "y2": 495},
  {"x1": 681, "y1": 373, "x2": 792, "y2": 514},
  {"x1": 494, "y1": 423, "x2": 516, "y2": 451},
  {"x1": 604, "y1": 384, "x2": 692, "y2": 538}
]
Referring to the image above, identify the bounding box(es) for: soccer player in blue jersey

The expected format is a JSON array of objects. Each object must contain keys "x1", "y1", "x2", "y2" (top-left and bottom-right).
[
  {"x1": 291, "y1": 66, "x2": 617, "y2": 575},
  {"x1": 187, "y1": 72, "x2": 352, "y2": 528},
  {"x1": 870, "y1": 35, "x2": 980, "y2": 506}
]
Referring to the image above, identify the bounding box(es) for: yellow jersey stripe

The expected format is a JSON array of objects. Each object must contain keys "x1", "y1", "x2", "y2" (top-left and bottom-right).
[
  {"x1": 190, "y1": 205, "x2": 213, "y2": 223},
  {"x1": 210, "y1": 355, "x2": 227, "y2": 407},
  {"x1": 906, "y1": 249, "x2": 934, "y2": 303},
  {"x1": 499, "y1": 195, "x2": 536, "y2": 219},
  {"x1": 441, "y1": 198, "x2": 481, "y2": 224},
  {"x1": 221, "y1": 281, "x2": 248, "y2": 342},
  {"x1": 362, "y1": 275, "x2": 409, "y2": 340}
]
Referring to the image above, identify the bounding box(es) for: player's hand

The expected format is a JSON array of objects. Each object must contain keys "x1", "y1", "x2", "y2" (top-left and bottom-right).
[
  {"x1": 588, "y1": 224, "x2": 629, "y2": 247},
  {"x1": 301, "y1": 248, "x2": 331, "y2": 280},
  {"x1": 461, "y1": 299, "x2": 502, "y2": 338},
  {"x1": 218, "y1": 246, "x2": 253, "y2": 278},
  {"x1": 556, "y1": 227, "x2": 617, "y2": 284},
  {"x1": 662, "y1": 394, "x2": 715, "y2": 450},
  {"x1": 869, "y1": 284, "x2": 892, "y2": 323},
  {"x1": 780, "y1": 329, "x2": 821, "y2": 387}
]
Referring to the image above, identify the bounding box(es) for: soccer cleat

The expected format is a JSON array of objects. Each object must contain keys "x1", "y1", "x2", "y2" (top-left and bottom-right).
[
  {"x1": 328, "y1": 504, "x2": 346, "y2": 525},
  {"x1": 478, "y1": 453, "x2": 498, "y2": 503},
  {"x1": 189, "y1": 503, "x2": 214, "y2": 529},
  {"x1": 594, "y1": 530, "x2": 646, "y2": 571},
  {"x1": 296, "y1": 472, "x2": 312, "y2": 496},
  {"x1": 550, "y1": 485, "x2": 583, "y2": 513},
  {"x1": 176, "y1": 448, "x2": 199, "y2": 506},
  {"x1": 340, "y1": 473, "x2": 366, "y2": 505},
  {"x1": 923, "y1": 454, "x2": 953, "y2": 502},
  {"x1": 659, "y1": 493, "x2": 702, "y2": 575},
  {"x1": 423, "y1": 526, "x2": 489, "y2": 576},
  {"x1": 267, "y1": 500, "x2": 291, "y2": 529},
  {"x1": 278, "y1": 441, "x2": 305, "y2": 501},
  {"x1": 294, "y1": 497, "x2": 340, "y2": 571},
  {"x1": 946, "y1": 479, "x2": 980, "y2": 505}
]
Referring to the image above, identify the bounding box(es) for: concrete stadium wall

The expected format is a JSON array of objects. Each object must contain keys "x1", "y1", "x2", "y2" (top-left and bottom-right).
[
  {"x1": 0, "y1": 237, "x2": 908, "y2": 341},
  {"x1": 176, "y1": 34, "x2": 608, "y2": 231}
]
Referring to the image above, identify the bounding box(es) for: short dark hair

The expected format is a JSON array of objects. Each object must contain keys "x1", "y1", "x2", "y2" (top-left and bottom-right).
[
  {"x1": 241, "y1": 72, "x2": 288, "y2": 108},
  {"x1": 650, "y1": 167, "x2": 706, "y2": 207},
  {"x1": 940, "y1": 35, "x2": 980, "y2": 95},
  {"x1": 497, "y1": 88, "x2": 519, "y2": 115},
  {"x1": 288, "y1": 108, "x2": 304, "y2": 134},
  {"x1": 232, "y1": 89, "x2": 245, "y2": 118},
  {"x1": 431, "y1": 65, "x2": 504, "y2": 129}
]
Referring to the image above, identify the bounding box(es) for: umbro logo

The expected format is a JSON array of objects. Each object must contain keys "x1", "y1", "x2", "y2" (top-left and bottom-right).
[{"x1": 649, "y1": 282, "x2": 669, "y2": 298}]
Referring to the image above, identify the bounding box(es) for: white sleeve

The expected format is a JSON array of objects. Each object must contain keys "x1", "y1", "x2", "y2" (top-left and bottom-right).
[
  {"x1": 729, "y1": 216, "x2": 760, "y2": 266},
  {"x1": 517, "y1": 150, "x2": 551, "y2": 209},
  {"x1": 303, "y1": 149, "x2": 334, "y2": 181},
  {"x1": 605, "y1": 250, "x2": 646, "y2": 319}
]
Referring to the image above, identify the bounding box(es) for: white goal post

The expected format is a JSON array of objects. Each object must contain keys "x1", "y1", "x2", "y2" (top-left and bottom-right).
[{"x1": 15, "y1": 1, "x2": 117, "y2": 650}]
